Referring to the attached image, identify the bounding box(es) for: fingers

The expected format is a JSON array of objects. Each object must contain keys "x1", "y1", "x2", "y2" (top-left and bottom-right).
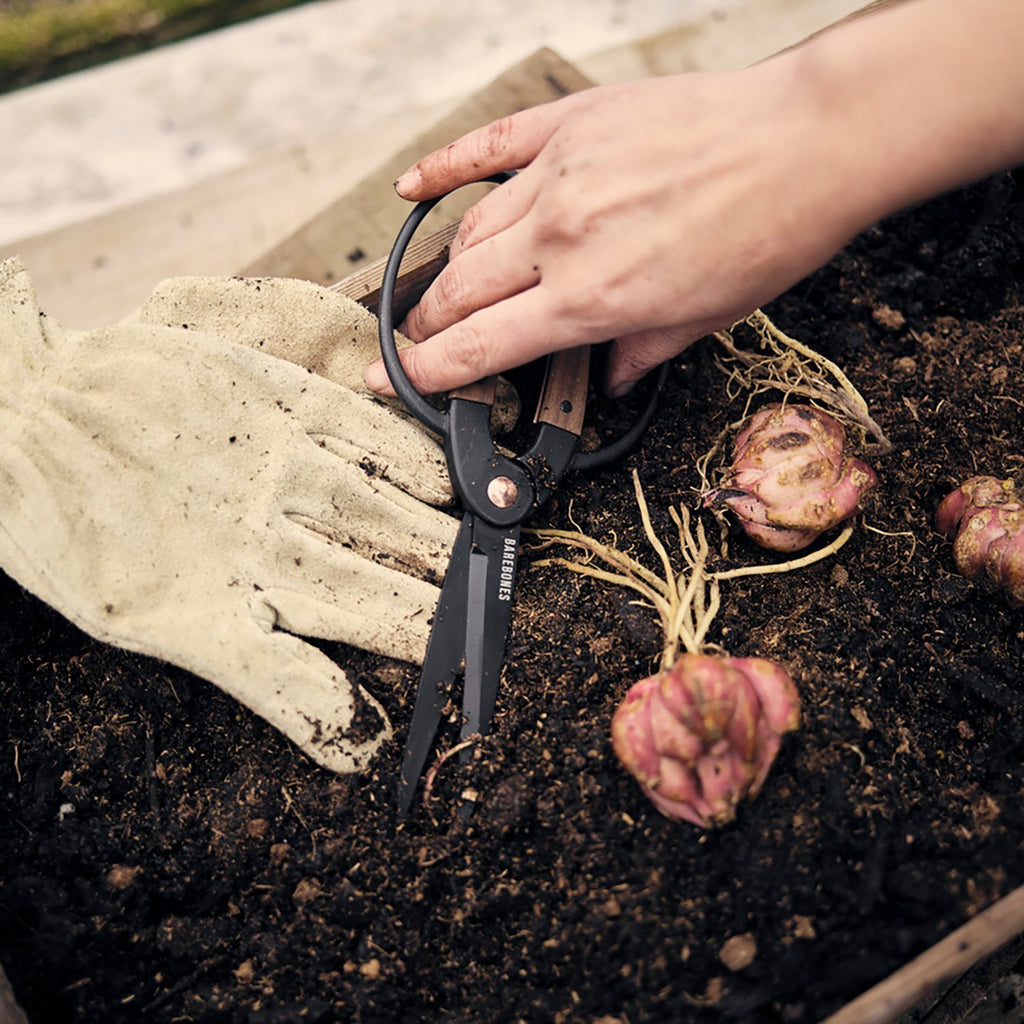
[
  {"x1": 400, "y1": 171, "x2": 541, "y2": 349},
  {"x1": 402, "y1": 222, "x2": 541, "y2": 343},
  {"x1": 449, "y1": 168, "x2": 538, "y2": 256},
  {"x1": 394, "y1": 96, "x2": 581, "y2": 200},
  {"x1": 367, "y1": 286, "x2": 585, "y2": 397},
  {"x1": 604, "y1": 326, "x2": 705, "y2": 398}
]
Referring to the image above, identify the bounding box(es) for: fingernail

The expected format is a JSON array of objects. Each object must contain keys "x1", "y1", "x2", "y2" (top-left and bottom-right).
[
  {"x1": 607, "y1": 379, "x2": 636, "y2": 399},
  {"x1": 365, "y1": 360, "x2": 388, "y2": 392},
  {"x1": 394, "y1": 167, "x2": 422, "y2": 197}
]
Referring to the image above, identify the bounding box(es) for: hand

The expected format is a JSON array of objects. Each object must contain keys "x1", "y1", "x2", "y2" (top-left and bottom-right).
[
  {"x1": 365, "y1": 0, "x2": 1024, "y2": 400},
  {"x1": 365, "y1": 60, "x2": 864, "y2": 398}
]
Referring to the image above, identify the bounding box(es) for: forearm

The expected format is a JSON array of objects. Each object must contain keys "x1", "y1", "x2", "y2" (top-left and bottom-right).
[{"x1": 790, "y1": 0, "x2": 1024, "y2": 235}]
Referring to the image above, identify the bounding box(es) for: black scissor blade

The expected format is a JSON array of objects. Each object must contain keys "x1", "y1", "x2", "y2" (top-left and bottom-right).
[
  {"x1": 397, "y1": 515, "x2": 473, "y2": 815},
  {"x1": 461, "y1": 519, "x2": 521, "y2": 742}
]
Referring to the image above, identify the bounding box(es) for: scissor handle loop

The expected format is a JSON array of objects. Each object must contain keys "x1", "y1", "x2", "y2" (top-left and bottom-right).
[
  {"x1": 572, "y1": 361, "x2": 668, "y2": 471},
  {"x1": 378, "y1": 170, "x2": 666, "y2": 467},
  {"x1": 378, "y1": 172, "x2": 516, "y2": 437}
]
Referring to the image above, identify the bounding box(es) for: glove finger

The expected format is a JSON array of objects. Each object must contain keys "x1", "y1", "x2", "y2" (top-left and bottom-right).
[
  {"x1": 277, "y1": 442, "x2": 459, "y2": 581},
  {"x1": 260, "y1": 577, "x2": 436, "y2": 666},
  {"x1": 127, "y1": 274, "x2": 455, "y2": 507},
  {"x1": 0, "y1": 258, "x2": 53, "y2": 388},
  {"x1": 289, "y1": 383, "x2": 453, "y2": 509},
  {"x1": 213, "y1": 604, "x2": 394, "y2": 775},
  {"x1": 127, "y1": 275, "x2": 380, "y2": 389}
]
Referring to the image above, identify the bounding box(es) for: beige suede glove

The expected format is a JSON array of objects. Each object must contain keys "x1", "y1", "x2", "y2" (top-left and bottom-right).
[{"x1": 0, "y1": 258, "x2": 459, "y2": 773}]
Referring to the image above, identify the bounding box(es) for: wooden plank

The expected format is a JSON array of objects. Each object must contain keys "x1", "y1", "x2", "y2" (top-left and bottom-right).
[
  {"x1": 822, "y1": 886, "x2": 1024, "y2": 1024},
  {"x1": 915, "y1": 935, "x2": 1024, "y2": 1023},
  {"x1": 241, "y1": 47, "x2": 594, "y2": 286},
  {"x1": 330, "y1": 221, "x2": 457, "y2": 319}
]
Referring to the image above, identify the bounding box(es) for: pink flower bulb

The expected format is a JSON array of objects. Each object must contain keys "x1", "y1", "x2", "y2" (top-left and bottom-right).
[
  {"x1": 936, "y1": 476, "x2": 1024, "y2": 606},
  {"x1": 704, "y1": 404, "x2": 877, "y2": 552},
  {"x1": 611, "y1": 653, "x2": 801, "y2": 827}
]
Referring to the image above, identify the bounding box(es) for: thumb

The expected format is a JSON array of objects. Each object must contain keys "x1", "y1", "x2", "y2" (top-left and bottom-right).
[{"x1": 605, "y1": 326, "x2": 701, "y2": 398}]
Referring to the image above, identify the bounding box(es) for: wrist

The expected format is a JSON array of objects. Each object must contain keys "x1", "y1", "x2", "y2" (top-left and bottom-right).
[{"x1": 786, "y1": 0, "x2": 1024, "y2": 232}]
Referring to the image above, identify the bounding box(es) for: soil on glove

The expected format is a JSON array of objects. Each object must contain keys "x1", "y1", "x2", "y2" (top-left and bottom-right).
[{"x1": 2, "y1": 171, "x2": 1023, "y2": 1024}]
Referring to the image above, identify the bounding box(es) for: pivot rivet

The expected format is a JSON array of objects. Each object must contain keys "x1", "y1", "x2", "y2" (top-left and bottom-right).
[{"x1": 487, "y1": 476, "x2": 518, "y2": 509}]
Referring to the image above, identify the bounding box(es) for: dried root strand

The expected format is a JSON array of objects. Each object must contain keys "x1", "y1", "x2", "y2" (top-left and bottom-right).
[
  {"x1": 529, "y1": 469, "x2": 851, "y2": 670},
  {"x1": 531, "y1": 471, "x2": 719, "y2": 669},
  {"x1": 711, "y1": 525, "x2": 854, "y2": 580},
  {"x1": 712, "y1": 309, "x2": 892, "y2": 455}
]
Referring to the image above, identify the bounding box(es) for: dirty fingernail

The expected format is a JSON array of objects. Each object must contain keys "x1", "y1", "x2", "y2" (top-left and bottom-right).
[{"x1": 394, "y1": 167, "x2": 422, "y2": 197}]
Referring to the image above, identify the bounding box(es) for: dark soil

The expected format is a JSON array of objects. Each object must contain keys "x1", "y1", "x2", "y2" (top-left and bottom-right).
[{"x1": 2, "y1": 170, "x2": 1023, "y2": 1024}]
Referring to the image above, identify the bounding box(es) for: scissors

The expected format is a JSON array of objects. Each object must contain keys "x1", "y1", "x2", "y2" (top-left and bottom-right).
[{"x1": 378, "y1": 174, "x2": 663, "y2": 815}]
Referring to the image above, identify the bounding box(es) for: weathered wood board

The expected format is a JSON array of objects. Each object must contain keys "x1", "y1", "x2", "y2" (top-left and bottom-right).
[{"x1": 241, "y1": 47, "x2": 594, "y2": 287}]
